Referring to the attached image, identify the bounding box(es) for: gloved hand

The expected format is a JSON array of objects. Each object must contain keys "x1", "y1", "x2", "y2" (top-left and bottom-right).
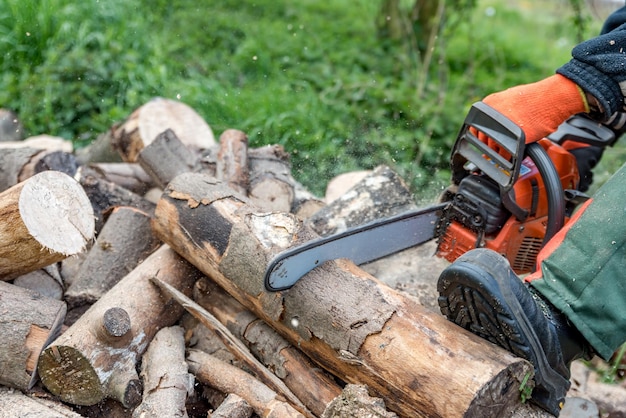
[{"x1": 477, "y1": 74, "x2": 589, "y2": 157}]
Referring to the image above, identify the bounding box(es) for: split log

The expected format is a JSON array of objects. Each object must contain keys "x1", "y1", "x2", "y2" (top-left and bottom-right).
[
  {"x1": 152, "y1": 172, "x2": 535, "y2": 418},
  {"x1": 38, "y1": 245, "x2": 202, "y2": 408},
  {"x1": 137, "y1": 128, "x2": 201, "y2": 189},
  {"x1": 88, "y1": 162, "x2": 154, "y2": 195},
  {"x1": 187, "y1": 349, "x2": 304, "y2": 418},
  {"x1": 247, "y1": 144, "x2": 295, "y2": 212},
  {"x1": 0, "y1": 386, "x2": 82, "y2": 418},
  {"x1": 0, "y1": 281, "x2": 66, "y2": 391},
  {"x1": 132, "y1": 326, "x2": 194, "y2": 418},
  {"x1": 0, "y1": 171, "x2": 95, "y2": 281},
  {"x1": 307, "y1": 165, "x2": 416, "y2": 236},
  {"x1": 64, "y1": 206, "x2": 161, "y2": 308},
  {"x1": 193, "y1": 277, "x2": 342, "y2": 417},
  {"x1": 216, "y1": 129, "x2": 249, "y2": 195},
  {"x1": 75, "y1": 165, "x2": 155, "y2": 233},
  {"x1": 111, "y1": 97, "x2": 215, "y2": 162},
  {"x1": 210, "y1": 394, "x2": 253, "y2": 418}
]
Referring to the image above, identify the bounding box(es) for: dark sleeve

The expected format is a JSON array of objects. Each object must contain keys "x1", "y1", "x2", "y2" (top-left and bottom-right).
[{"x1": 557, "y1": 6, "x2": 626, "y2": 118}]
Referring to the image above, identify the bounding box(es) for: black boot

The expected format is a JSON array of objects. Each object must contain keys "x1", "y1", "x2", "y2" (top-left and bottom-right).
[{"x1": 437, "y1": 248, "x2": 593, "y2": 416}]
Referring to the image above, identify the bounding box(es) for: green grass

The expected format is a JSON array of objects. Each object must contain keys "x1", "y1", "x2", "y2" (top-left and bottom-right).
[{"x1": 0, "y1": 0, "x2": 612, "y2": 196}]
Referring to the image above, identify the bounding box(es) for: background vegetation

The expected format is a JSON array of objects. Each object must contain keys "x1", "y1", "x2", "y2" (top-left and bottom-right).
[{"x1": 0, "y1": 0, "x2": 619, "y2": 198}]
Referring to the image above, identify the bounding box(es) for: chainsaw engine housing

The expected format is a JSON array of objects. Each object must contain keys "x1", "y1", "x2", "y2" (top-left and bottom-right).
[{"x1": 437, "y1": 139, "x2": 579, "y2": 274}]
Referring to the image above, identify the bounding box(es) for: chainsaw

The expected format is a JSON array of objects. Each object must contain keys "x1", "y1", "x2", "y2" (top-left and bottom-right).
[{"x1": 264, "y1": 102, "x2": 616, "y2": 291}]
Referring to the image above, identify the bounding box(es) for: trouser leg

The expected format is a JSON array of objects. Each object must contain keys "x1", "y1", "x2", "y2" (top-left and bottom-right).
[{"x1": 529, "y1": 162, "x2": 626, "y2": 360}]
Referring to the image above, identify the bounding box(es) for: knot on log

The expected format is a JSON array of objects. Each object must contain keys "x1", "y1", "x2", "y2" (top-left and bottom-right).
[{"x1": 101, "y1": 307, "x2": 131, "y2": 339}]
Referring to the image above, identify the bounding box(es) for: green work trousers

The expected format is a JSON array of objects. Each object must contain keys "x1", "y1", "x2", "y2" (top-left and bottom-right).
[{"x1": 531, "y1": 162, "x2": 626, "y2": 360}]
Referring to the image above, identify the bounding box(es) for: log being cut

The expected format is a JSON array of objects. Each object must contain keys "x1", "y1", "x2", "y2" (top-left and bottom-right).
[{"x1": 151, "y1": 172, "x2": 535, "y2": 418}]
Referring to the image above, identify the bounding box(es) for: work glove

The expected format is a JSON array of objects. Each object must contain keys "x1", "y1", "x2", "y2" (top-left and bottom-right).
[{"x1": 478, "y1": 74, "x2": 589, "y2": 157}]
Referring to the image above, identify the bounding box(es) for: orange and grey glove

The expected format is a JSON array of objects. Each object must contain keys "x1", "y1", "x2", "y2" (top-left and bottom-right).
[{"x1": 478, "y1": 74, "x2": 590, "y2": 157}]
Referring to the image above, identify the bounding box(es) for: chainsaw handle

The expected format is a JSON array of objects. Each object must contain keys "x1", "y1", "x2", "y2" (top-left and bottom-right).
[
  {"x1": 451, "y1": 102, "x2": 566, "y2": 243},
  {"x1": 451, "y1": 102, "x2": 528, "y2": 221}
]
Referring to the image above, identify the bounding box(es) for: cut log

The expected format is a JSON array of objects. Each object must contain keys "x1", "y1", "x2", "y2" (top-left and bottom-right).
[
  {"x1": 216, "y1": 129, "x2": 249, "y2": 195},
  {"x1": 38, "y1": 245, "x2": 202, "y2": 408},
  {"x1": 0, "y1": 386, "x2": 82, "y2": 418},
  {"x1": 0, "y1": 171, "x2": 95, "y2": 281},
  {"x1": 210, "y1": 393, "x2": 253, "y2": 418},
  {"x1": 111, "y1": 97, "x2": 215, "y2": 162},
  {"x1": 0, "y1": 281, "x2": 66, "y2": 391},
  {"x1": 132, "y1": 326, "x2": 194, "y2": 418},
  {"x1": 247, "y1": 144, "x2": 295, "y2": 212},
  {"x1": 152, "y1": 172, "x2": 536, "y2": 418},
  {"x1": 75, "y1": 165, "x2": 155, "y2": 233},
  {"x1": 137, "y1": 128, "x2": 201, "y2": 189},
  {"x1": 88, "y1": 162, "x2": 155, "y2": 195},
  {"x1": 187, "y1": 349, "x2": 304, "y2": 418},
  {"x1": 193, "y1": 277, "x2": 342, "y2": 417},
  {"x1": 64, "y1": 206, "x2": 161, "y2": 308}
]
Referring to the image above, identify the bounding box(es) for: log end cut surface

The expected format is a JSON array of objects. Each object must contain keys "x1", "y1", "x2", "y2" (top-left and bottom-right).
[
  {"x1": 19, "y1": 171, "x2": 95, "y2": 255},
  {"x1": 38, "y1": 345, "x2": 104, "y2": 406}
]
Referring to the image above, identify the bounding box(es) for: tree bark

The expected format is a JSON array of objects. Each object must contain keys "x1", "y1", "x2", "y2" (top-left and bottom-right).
[
  {"x1": 64, "y1": 206, "x2": 161, "y2": 308},
  {"x1": 187, "y1": 349, "x2": 304, "y2": 418},
  {"x1": 0, "y1": 171, "x2": 95, "y2": 281},
  {"x1": 38, "y1": 245, "x2": 202, "y2": 408},
  {"x1": 132, "y1": 326, "x2": 193, "y2": 418},
  {"x1": 0, "y1": 281, "x2": 66, "y2": 391},
  {"x1": 193, "y1": 277, "x2": 342, "y2": 417},
  {"x1": 111, "y1": 97, "x2": 215, "y2": 163},
  {"x1": 151, "y1": 172, "x2": 536, "y2": 418}
]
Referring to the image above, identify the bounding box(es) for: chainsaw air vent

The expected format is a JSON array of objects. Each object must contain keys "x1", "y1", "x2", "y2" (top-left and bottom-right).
[{"x1": 512, "y1": 236, "x2": 543, "y2": 273}]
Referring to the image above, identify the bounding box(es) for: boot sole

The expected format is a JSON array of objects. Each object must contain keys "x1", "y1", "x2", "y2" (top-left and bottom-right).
[{"x1": 437, "y1": 249, "x2": 569, "y2": 415}]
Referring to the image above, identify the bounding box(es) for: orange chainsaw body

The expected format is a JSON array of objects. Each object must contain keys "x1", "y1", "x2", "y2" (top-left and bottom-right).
[{"x1": 437, "y1": 139, "x2": 579, "y2": 274}]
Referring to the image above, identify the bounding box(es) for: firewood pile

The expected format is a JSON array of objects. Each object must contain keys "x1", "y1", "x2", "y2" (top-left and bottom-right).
[{"x1": 0, "y1": 97, "x2": 574, "y2": 417}]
